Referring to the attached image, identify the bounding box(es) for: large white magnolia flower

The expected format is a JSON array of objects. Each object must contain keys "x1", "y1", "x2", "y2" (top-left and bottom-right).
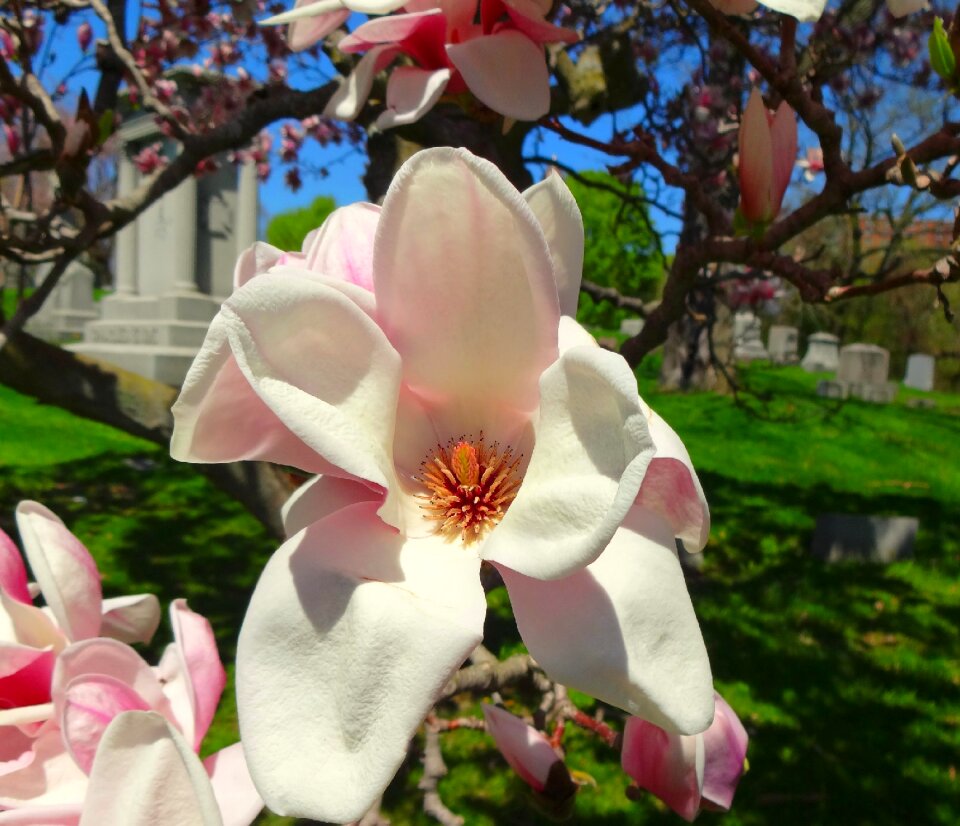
[{"x1": 171, "y1": 147, "x2": 714, "y2": 823}]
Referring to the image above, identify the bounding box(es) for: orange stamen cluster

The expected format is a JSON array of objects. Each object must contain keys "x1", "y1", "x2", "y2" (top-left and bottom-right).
[{"x1": 417, "y1": 434, "x2": 522, "y2": 542}]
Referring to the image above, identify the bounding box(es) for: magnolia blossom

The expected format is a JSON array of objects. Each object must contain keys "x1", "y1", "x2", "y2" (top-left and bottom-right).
[
  {"x1": 737, "y1": 88, "x2": 797, "y2": 225},
  {"x1": 621, "y1": 692, "x2": 749, "y2": 822},
  {"x1": 482, "y1": 705, "x2": 573, "y2": 798},
  {"x1": 1, "y1": 501, "x2": 160, "y2": 735},
  {"x1": 171, "y1": 147, "x2": 714, "y2": 823},
  {"x1": 797, "y1": 146, "x2": 824, "y2": 182},
  {"x1": 269, "y1": 0, "x2": 578, "y2": 127},
  {"x1": 0, "y1": 503, "x2": 261, "y2": 825}
]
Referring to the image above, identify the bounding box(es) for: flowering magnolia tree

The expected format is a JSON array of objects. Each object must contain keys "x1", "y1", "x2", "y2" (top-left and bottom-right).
[{"x1": 1, "y1": 0, "x2": 959, "y2": 822}]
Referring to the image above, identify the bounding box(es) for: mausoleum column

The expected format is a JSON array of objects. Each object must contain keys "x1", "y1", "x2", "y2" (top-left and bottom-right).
[
  {"x1": 236, "y1": 160, "x2": 258, "y2": 256},
  {"x1": 113, "y1": 152, "x2": 138, "y2": 295},
  {"x1": 170, "y1": 174, "x2": 199, "y2": 293}
]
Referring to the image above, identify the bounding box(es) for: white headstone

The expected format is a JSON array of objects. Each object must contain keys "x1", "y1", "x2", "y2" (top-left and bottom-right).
[
  {"x1": 801, "y1": 333, "x2": 840, "y2": 372},
  {"x1": 903, "y1": 354, "x2": 935, "y2": 392},
  {"x1": 25, "y1": 262, "x2": 98, "y2": 341},
  {"x1": 733, "y1": 310, "x2": 768, "y2": 361},
  {"x1": 619, "y1": 317, "x2": 644, "y2": 337},
  {"x1": 767, "y1": 325, "x2": 799, "y2": 364},
  {"x1": 838, "y1": 343, "x2": 890, "y2": 385}
]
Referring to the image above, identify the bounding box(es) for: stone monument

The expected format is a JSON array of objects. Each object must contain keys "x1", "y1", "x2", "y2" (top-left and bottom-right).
[
  {"x1": 619, "y1": 317, "x2": 644, "y2": 337},
  {"x1": 837, "y1": 343, "x2": 894, "y2": 403},
  {"x1": 24, "y1": 261, "x2": 98, "y2": 342},
  {"x1": 68, "y1": 115, "x2": 258, "y2": 385},
  {"x1": 767, "y1": 325, "x2": 799, "y2": 365},
  {"x1": 903, "y1": 353, "x2": 935, "y2": 392},
  {"x1": 801, "y1": 332, "x2": 840, "y2": 372},
  {"x1": 733, "y1": 310, "x2": 768, "y2": 362}
]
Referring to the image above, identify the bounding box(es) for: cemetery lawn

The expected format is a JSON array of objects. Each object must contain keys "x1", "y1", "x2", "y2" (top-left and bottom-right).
[{"x1": 1, "y1": 365, "x2": 958, "y2": 825}]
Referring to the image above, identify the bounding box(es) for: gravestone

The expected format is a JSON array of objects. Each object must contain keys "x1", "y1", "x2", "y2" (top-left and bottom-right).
[
  {"x1": 68, "y1": 114, "x2": 258, "y2": 385},
  {"x1": 24, "y1": 262, "x2": 98, "y2": 342},
  {"x1": 837, "y1": 343, "x2": 894, "y2": 403},
  {"x1": 903, "y1": 353, "x2": 935, "y2": 392},
  {"x1": 733, "y1": 310, "x2": 768, "y2": 361},
  {"x1": 767, "y1": 325, "x2": 799, "y2": 364},
  {"x1": 801, "y1": 332, "x2": 840, "y2": 372},
  {"x1": 816, "y1": 379, "x2": 847, "y2": 400},
  {"x1": 619, "y1": 317, "x2": 644, "y2": 337},
  {"x1": 811, "y1": 514, "x2": 918, "y2": 563}
]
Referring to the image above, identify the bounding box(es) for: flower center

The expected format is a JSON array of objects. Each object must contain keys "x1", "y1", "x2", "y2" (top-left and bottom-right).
[{"x1": 416, "y1": 434, "x2": 521, "y2": 542}]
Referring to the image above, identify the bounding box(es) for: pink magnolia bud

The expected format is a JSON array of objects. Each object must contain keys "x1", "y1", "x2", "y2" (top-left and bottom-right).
[
  {"x1": 483, "y1": 705, "x2": 564, "y2": 794},
  {"x1": 77, "y1": 21, "x2": 93, "y2": 53},
  {"x1": 737, "y1": 88, "x2": 798, "y2": 224},
  {"x1": 621, "y1": 692, "x2": 749, "y2": 822}
]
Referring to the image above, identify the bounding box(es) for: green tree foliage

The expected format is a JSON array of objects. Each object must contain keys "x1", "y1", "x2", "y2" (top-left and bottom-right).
[
  {"x1": 265, "y1": 195, "x2": 337, "y2": 251},
  {"x1": 566, "y1": 171, "x2": 665, "y2": 330}
]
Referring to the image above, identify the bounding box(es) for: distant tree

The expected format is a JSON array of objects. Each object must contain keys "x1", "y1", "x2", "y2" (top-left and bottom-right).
[
  {"x1": 566, "y1": 172, "x2": 665, "y2": 330},
  {"x1": 265, "y1": 195, "x2": 337, "y2": 252}
]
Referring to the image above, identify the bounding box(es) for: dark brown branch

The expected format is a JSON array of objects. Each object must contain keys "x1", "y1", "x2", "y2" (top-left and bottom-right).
[{"x1": 580, "y1": 279, "x2": 656, "y2": 316}]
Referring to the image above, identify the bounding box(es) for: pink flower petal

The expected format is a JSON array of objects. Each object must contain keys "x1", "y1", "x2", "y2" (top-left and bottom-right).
[
  {"x1": 15, "y1": 503, "x2": 102, "y2": 642},
  {"x1": 737, "y1": 88, "x2": 774, "y2": 223},
  {"x1": 621, "y1": 716, "x2": 703, "y2": 822},
  {"x1": 203, "y1": 742, "x2": 264, "y2": 826},
  {"x1": 769, "y1": 100, "x2": 798, "y2": 213},
  {"x1": 62, "y1": 674, "x2": 152, "y2": 774},
  {"x1": 502, "y1": 0, "x2": 581, "y2": 44},
  {"x1": 0, "y1": 730, "x2": 88, "y2": 808},
  {"x1": 0, "y1": 804, "x2": 81, "y2": 824},
  {"x1": 499, "y1": 505, "x2": 714, "y2": 734},
  {"x1": 701, "y1": 692, "x2": 749, "y2": 811},
  {"x1": 236, "y1": 501, "x2": 485, "y2": 823},
  {"x1": 301, "y1": 202, "x2": 381, "y2": 291},
  {"x1": 288, "y1": 3, "x2": 350, "y2": 52},
  {"x1": 482, "y1": 704, "x2": 559, "y2": 791},
  {"x1": 281, "y1": 475, "x2": 381, "y2": 537},
  {"x1": 98, "y1": 594, "x2": 161, "y2": 645},
  {"x1": 323, "y1": 44, "x2": 400, "y2": 121},
  {"x1": 233, "y1": 241, "x2": 285, "y2": 291},
  {"x1": 0, "y1": 527, "x2": 31, "y2": 604},
  {"x1": 376, "y1": 66, "x2": 451, "y2": 129},
  {"x1": 446, "y1": 30, "x2": 551, "y2": 120},
  {"x1": 0, "y1": 645, "x2": 55, "y2": 708}
]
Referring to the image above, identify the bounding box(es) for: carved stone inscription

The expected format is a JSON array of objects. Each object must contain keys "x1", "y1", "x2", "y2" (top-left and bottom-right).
[{"x1": 89, "y1": 325, "x2": 161, "y2": 345}]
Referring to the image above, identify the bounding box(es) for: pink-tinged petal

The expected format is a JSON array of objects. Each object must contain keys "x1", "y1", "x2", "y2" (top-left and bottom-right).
[
  {"x1": 0, "y1": 589, "x2": 64, "y2": 651},
  {"x1": 323, "y1": 44, "x2": 399, "y2": 121},
  {"x1": 0, "y1": 726, "x2": 34, "y2": 776},
  {"x1": 236, "y1": 502, "x2": 485, "y2": 823},
  {"x1": 79, "y1": 711, "x2": 222, "y2": 826},
  {"x1": 171, "y1": 275, "x2": 401, "y2": 502},
  {"x1": 502, "y1": 0, "x2": 581, "y2": 44},
  {"x1": 769, "y1": 100, "x2": 797, "y2": 215},
  {"x1": 523, "y1": 170, "x2": 584, "y2": 317},
  {"x1": 0, "y1": 645, "x2": 55, "y2": 708},
  {"x1": 375, "y1": 147, "x2": 559, "y2": 456},
  {"x1": 62, "y1": 674, "x2": 152, "y2": 774},
  {"x1": 482, "y1": 705, "x2": 560, "y2": 792},
  {"x1": 0, "y1": 528, "x2": 31, "y2": 604},
  {"x1": 635, "y1": 406, "x2": 710, "y2": 552},
  {"x1": 339, "y1": 11, "x2": 446, "y2": 65},
  {"x1": 737, "y1": 88, "x2": 773, "y2": 223},
  {"x1": 168, "y1": 599, "x2": 226, "y2": 750},
  {"x1": 15, "y1": 503, "x2": 102, "y2": 642},
  {"x1": 99, "y1": 594, "x2": 161, "y2": 645},
  {"x1": 483, "y1": 346, "x2": 654, "y2": 580},
  {"x1": 203, "y1": 743, "x2": 264, "y2": 826},
  {"x1": 233, "y1": 242, "x2": 284, "y2": 291},
  {"x1": 289, "y1": 4, "x2": 350, "y2": 52},
  {"x1": 701, "y1": 693, "x2": 749, "y2": 811},
  {"x1": 376, "y1": 66, "x2": 451, "y2": 129},
  {"x1": 621, "y1": 716, "x2": 703, "y2": 822},
  {"x1": 301, "y1": 203, "x2": 380, "y2": 291},
  {"x1": 0, "y1": 730, "x2": 88, "y2": 808},
  {"x1": 51, "y1": 638, "x2": 174, "y2": 728},
  {"x1": 500, "y1": 505, "x2": 714, "y2": 733},
  {"x1": 0, "y1": 805, "x2": 81, "y2": 825},
  {"x1": 446, "y1": 30, "x2": 550, "y2": 120},
  {"x1": 281, "y1": 475, "x2": 381, "y2": 537}
]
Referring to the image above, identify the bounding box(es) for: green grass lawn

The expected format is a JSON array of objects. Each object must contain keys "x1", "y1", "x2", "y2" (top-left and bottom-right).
[{"x1": 1, "y1": 366, "x2": 958, "y2": 825}]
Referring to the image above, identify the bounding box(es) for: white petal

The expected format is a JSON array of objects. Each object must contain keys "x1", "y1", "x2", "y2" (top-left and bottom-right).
[
  {"x1": 281, "y1": 474, "x2": 381, "y2": 537},
  {"x1": 557, "y1": 315, "x2": 598, "y2": 354},
  {"x1": 500, "y1": 505, "x2": 714, "y2": 734},
  {"x1": 323, "y1": 45, "x2": 398, "y2": 121},
  {"x1": 0, "y1": 702, "x2": 54, "y2": 727},
  {"x1": 99, "y1": 594, "x2": 161, "y2": 645},
  {"x1": 79, "y1": 711, "x2": 222, "y2": 826},
  {"x1": 757, "y1": 0, "x2": 828, "y2": 21},
  {"x1": 375, "y1": 67, "x2": 451, "y2": 129},
  {"x1": 237, "y1": 502, "x2": 485, "y2": 823},
  {"x1": 446, "y1": 30, "x2": 550, "y2": 120},
  {"x1": 15, "y1": 502, "x2": 102, "y2": 642},
  {"x1": 375, "y1": 146, "x2": 559, "y2": 459},
  {"x1": 233, "y1": 242, "x2": 284, "y2": 291},
  {"x1": 203, "y1": 743, "x2": 264, "y2": 826},
  {"x1": 290, "y1": 8, "x2": 350, "y2": 52},
  {"x1": 523, "y1": 169, "x2": 584, "y2": 317},
  {"x1": 482, "y1": 345, "x2": 654, "y2": 579},
  {"x1": 0, "y1": 804, "x2": 81, "y2": 824},
  {"x1": 636, "y1": 407, "x2": 710, "y2": 552},
  {"x1": 173, "y1": 274, "x2": 402, "y2": 495}
]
